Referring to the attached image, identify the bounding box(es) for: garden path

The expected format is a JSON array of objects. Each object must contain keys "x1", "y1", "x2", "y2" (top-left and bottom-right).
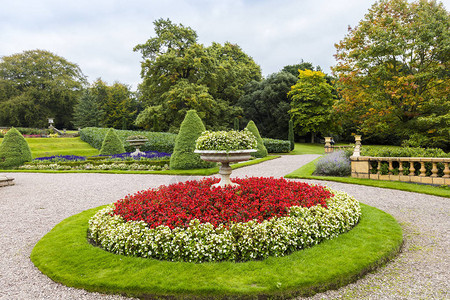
[{"x1": 0, "y1": 154, "x2": 448, "y2": 299}]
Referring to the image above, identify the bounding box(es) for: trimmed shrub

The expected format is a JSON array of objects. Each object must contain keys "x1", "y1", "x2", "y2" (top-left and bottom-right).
[
  {"x1": 170, "y1": 110, "x2": 215, "y2": 170},
  {"x1": 0, "y1": 127, "x2": 32, "y2": 169},
  {"x1": 314, "y1": 151, "x2": 351, "y2": 177},
  {"x1": 99, "y1": 128, "x2": 125, "y2": 155},
  {"x1": 361, "y1": 146, "x2": 449, "y2": 158},
  {"x1": 245, "y1": 120, "x2": 268, "y2": 158},
  {"x1": 79, "y1": 127, "x2": 176, "y2": 153},
  {"x1": 288, "y1": 119, "x2": 295, "y2": 151},
  {"x1": 233, "y1": 117, "x2": 239, "y2": 131},
  {"x1": 262, "y1": 138, "x2": 291, "y2": 153}
]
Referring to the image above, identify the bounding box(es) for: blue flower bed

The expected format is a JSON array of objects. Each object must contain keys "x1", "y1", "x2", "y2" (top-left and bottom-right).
[
  {"x1": 96, "y1": 151, "x2": 171, "y2": 160},
  {"x1": 34, "y1": 151, "x2": 171, "y2": 162},
  {"x1": 34, "y1": 155, "x2": 87, "y2": 161}
]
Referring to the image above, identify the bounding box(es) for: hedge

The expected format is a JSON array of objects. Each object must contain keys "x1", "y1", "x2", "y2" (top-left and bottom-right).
[
  {"x1": 263, "y1": 138, "x2": 291, "y2": 153},
  {"x1": 80, "y1": 127, "x2": 176, "y2": 153}
]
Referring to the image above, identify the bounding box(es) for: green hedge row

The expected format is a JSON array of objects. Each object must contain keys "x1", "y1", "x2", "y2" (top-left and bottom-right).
[
  {"x1": 262, "y1": 138, "x2": 291, "y2": 153},
  {"x1": 80, "y1": 127, "x2": 291, "y2": 155},
  {"x1": 80, "y1": 128, "x2": 176, "y2": 153},
  {"x1": 361, "y1": 146, "x2": 449, "y2": 158}
]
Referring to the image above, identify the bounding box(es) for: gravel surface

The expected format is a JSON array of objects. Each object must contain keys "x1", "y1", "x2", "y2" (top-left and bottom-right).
[{"x1": 0, "y1": 154, "x2": 448, "y2": 299}]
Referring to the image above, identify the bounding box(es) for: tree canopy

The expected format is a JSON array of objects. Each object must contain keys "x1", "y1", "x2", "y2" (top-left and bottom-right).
[
  {"x1": 134, "y1": 18, "x2": 262, "y2": 132},
  {"x1": 288, "y1": 70, "x2": 335, "y2": 143},
  {"x1": 332, "y1": 0, "x2": 449, "y2": 149},
  {"x1": 0, "y1": 49, "x2": 86, "y2": 128},
  {"x1": 237, "y1": 71, "x2": 298, "y2": 139}
]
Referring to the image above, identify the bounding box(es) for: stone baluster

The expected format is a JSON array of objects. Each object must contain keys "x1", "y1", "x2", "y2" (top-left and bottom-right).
[
  {"x1": 419, "y1": 161, "x2": 426, "y2": 177},
  {"x1": 443, "y1": 162, "x2": 450, "y2": 178},
  {"x1": 353, "y1": 135, "x2": 362, "y2": 157},
  {"x1": 324, "y1": 137, "x2": 332, "y2": 154},
  {"x1": 410, "y1": 161, "x2": 415, "y2": 176},
  {"x1": 376, "y1": 161, "x2": 381, "y2": 174},
  {"x1": 398, "y1": 160, "x2": 404, "y2": 175},
  {"x1": 388, "y1": 160, "x2": 393, "y2": 175},
  {"x1": 430, "y1": 162, "x2": 438, "y2": 177}
]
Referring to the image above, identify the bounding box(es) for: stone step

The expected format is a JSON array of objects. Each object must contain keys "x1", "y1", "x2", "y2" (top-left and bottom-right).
[{"x1": 0, "y1": 176, "x2": 14, "y2": 187}]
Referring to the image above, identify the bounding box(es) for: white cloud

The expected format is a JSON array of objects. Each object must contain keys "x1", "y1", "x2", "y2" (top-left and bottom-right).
[{"x1": 1, "y1": 0, "x2": 449, "y2": 89}]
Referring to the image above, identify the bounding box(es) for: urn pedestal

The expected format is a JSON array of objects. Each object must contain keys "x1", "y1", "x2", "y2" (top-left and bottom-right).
[
  {"x1": 126, "y1": 139, "x2": 148, "y2": 157},
  {"x1": 194, "y1": 149, "x2": 256, "y2": 188}
]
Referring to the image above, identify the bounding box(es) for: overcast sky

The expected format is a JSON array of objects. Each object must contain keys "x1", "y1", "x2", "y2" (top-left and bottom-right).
[{"x1": 1, "y1": 0, "x2": 449, "y2": 89}]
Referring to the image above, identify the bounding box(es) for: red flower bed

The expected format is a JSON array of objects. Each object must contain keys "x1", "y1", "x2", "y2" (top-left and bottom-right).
[{"x1": 113, "y1": 177, "x2": 333, "y2": 229}]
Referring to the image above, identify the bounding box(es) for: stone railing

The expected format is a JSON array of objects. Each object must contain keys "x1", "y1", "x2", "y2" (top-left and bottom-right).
[
  {"x1": 324, "y1": 136, "x2": 360, "y2": 154},
  {"x1": 351, "y1": 156, "x2": 450, "y2": 185}
]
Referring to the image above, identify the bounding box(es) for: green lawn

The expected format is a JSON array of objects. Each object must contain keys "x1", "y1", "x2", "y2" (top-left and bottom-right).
[
  {"x1": 0, "y1": 137, "x2": 99, "y2": 158},
  {"x1": 285, "y1": 157, "x2": 450, "y2": 198},
  {"x1": 31, "y1": 203, "x2": 402, "y2": 299},
  {"x1": 284, "y1": 143, "x2": 325, "y2": 155}
]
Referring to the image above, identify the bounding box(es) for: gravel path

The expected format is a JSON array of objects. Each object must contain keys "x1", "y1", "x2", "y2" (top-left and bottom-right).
[{"x1": 0, "y1": 155, "x2": 448, "y2": 299}]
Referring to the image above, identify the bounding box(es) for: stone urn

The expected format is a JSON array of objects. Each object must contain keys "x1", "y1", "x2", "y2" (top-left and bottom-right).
[
  {"x1": 194, "y1": 149, "x2": 256, "y2": 188},
  {"x1": 126, "y1": 138, "x2": 148, "y2": 157}
]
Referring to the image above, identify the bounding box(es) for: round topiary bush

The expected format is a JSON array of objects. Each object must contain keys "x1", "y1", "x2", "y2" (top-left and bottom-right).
[
  {"x1": 170, "y1": 110, "x2": 215, "y2": 170},
  {"x1": 0, "y1": 127, "x2": 32, "y2": 169},
  {"x1": 99, "y1": 128, "x2": 125, "y2": 155},
  {"x1": 88, "y1": 177, "x2": 361, "y2": 263},
  {"x1": 245, "y1": 120, "x2": 268, "y2": 158}
]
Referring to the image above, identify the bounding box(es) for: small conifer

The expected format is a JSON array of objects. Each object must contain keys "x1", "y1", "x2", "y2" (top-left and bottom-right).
[
  {"x1": 245, "y1": 120, "x2": 268, "y2": 158},
  {"x1": 0, "y1": 127, "x2": 32, "y2": 169},
  {"x1": 99, "y1": 128, "x2": 125, "y2": 155}
]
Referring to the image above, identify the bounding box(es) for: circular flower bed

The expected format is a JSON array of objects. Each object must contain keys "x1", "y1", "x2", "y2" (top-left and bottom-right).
[{"x1": 88, "y1": 177, "x2": 361, "y2": 263}]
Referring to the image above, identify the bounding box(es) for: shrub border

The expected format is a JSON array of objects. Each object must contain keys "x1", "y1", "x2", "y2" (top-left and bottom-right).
[{"x1": 31, "y1": 203, "x2": 402, "y2": 299}]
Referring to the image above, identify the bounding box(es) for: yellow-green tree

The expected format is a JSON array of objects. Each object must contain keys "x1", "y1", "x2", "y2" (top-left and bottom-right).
[
  {"x1": 333, "y1": 0, "x2": 449, "y2": 149},
  {"x1": 288, "y1": 70, "x2": 335, "y2": 143}
]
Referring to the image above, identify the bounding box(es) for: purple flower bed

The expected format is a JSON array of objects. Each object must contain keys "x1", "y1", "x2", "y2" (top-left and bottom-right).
[
  {"x1": 34, "y1": 155, "x2": 86, "y2": 161},
  {"x1": 101, "y1": 151, "x2": 171, "y2": 160}
]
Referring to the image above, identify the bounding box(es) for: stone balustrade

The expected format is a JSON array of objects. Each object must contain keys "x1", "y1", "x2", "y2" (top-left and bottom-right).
[
  {"x1": 324, "y1": 137, "x2": 355, "y2": 154},
  {"x1": 351, "y1": 156, "x2": 450, "y2": 185}
]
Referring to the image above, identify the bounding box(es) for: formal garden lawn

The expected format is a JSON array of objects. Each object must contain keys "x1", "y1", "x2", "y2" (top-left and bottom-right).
[{"x1": 0, "y1": 137, "x2": 99, "y2": 158}]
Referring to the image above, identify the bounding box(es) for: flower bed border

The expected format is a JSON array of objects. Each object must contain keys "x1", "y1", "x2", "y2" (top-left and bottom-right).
[{"x1": 88, "y1": 188, "x2": 361, "y2": 262}]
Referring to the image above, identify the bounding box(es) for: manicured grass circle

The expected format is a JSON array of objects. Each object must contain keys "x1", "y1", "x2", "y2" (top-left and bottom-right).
[{"x1": 31, "y1": 203, "x2": 402, "y2": 299}]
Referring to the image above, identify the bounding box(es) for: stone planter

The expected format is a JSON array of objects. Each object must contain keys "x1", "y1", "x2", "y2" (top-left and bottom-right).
[
  {"x1": 194, "y1": 149, "x2": 256, "y2": 188},
  {"x1": 126, "y1": 139, "x2": 148, "y2": 157}
]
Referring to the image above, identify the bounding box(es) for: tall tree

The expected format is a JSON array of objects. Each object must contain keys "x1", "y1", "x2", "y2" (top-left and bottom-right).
[
  {"x1": 133, "y1": 18, "x2": 261, "y2": 132},
  {"x1": 72, "y1": 89, "x2": 105, "y2": 128},
  {"x1": 0, "y1": 50, "x2": 86, "y2": 128},
  {"x1": 333, "y1": 0, "x2": 449, "y2": 149},
  {"x1": 89, "y1": 79, "x2": 138, "y2": 130},
  {"x1": 237, "y1": 71, "x2": 297, "y2": 139},
  {"x1": 288, "y1": 70, "x2": 335, "y2": 143}
]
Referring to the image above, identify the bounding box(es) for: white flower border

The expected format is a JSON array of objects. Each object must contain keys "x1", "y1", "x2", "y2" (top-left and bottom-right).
[{"x1": 88, "y1": 189, "x2": 361, "y2": 263}]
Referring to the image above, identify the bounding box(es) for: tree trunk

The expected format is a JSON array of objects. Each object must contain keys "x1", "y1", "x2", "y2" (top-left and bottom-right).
[{"x1": 310, "y1": 132, "x2": 315, "y2": 143}]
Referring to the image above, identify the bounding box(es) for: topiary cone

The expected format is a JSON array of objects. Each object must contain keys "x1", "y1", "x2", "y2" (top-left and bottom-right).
[
  {"x1": 170, "y1": 110, "x2": 216, "y2": 170},
  {"x1": 288, "y1": 119, "x2": 295, "y2": 151},
  {"x1": 99, "y1": 128, "x2": 125, "y2": 155},
  {"x1": 0, "y1": 127, "x2": 32, "y2": 169},
  {"x1": 245, "y1": 120, "x2": 268, "y2": 158}
]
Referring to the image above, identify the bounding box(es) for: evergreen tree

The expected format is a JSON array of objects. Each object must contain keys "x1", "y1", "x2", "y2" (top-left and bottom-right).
[
  {"x1": 245, "y1": 120, "x2": 268, "y2": 158},
  {"x1": 73, "y1": 90, "x2": 104, "y2": 128},
  {"x1": 288, "y1": 119, "x2": 295, "y2": 151},
  {"x1": 99, "y1": 128, "x2": 125, "y2": 155},
  {"x1": 0, "y1": 127, "x2": 32, "y2": 169},
  {"x1": 170, "y1": 110, "x2": 215, "y2": 170}
]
